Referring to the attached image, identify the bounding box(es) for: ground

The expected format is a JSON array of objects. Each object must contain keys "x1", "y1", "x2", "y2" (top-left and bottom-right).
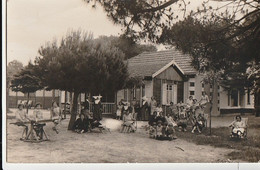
[{"x1": 5, "y1": 109, "x2": 259, "y2": 163}]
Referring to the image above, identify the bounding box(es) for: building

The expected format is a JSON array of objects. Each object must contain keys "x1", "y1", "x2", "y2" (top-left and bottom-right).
[{"x1": 117, "y1": 49, "x2": 254, "y2": 117}]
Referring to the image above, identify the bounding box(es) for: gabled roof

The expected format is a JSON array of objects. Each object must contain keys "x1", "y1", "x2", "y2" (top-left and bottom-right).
[{"x1": 127, "y1": 48, "x2": 197, "y2": 78}]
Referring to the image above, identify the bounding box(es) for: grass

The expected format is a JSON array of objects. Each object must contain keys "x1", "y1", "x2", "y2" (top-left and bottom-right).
[{"x1": 176, "y1": 116, "x2": 260, "y2": 162}]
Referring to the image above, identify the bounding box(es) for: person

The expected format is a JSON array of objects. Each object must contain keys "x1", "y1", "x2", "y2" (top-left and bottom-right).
[
  {"x1": 133, "y1": 100, "x2": 141, "y2": 121},
  {"x1": 169, "y1": 102, "x2": 179, "y2": 120},
  {"x1": 116, "y1": 101, "x2": 123, "y2": 120},
  {"x1": 166, "y1": 124, "x2": 177, "y2": 140},
  {"x1": 15, "y1": 104, "x2": 29, "y2": 139},
  {"x1": 148, "y1": 110, "x2": 157, "y2": 126},
  {"x1": 165, "y1": 113, "x2": 177, "y2": 127},
  {"x1": 229, "y1": 115, "x2": 246, "y2": 138},
  {"x1": 140, "y1": 96, "x2": 149, "y2": 120},
  {"x1": 199, "y1": 92, "x2": 210, "y2": 108},
  {"x1": 73, "y1": 113, "x2": 89, "y2": 133},
  {"x1": 93, "y1": 95, "x2": 103, "y2": 122},
  {"x1": 155, "y1": 103, "x2": 166, "y2": 123},
  {"x1": 155, "y1": 120, "x2": 163, "y2": 140},
  {"x1": 150, "y1": 96, "x2": 157, "y2": 116},
  {"x1": 149, "y1": 122, "x2": 157, "y2": 138},
  {"x1": 121, "y1": 101, "x2": 131, "y2": 119},
  {"x1": 121, "y1": 109, "x2": 136, "y2": 132},
  {"x1": 191, "y1": 113, "x2": 206, "y2": 133},
  {"x1": 50, "y1": 101, "x2": 62, "y2": 134},
  {"x1": 32, "y1": 103, "x2": 45, "y2": 139},
  {"x1": 177, "y1": 106, "x2": 188, "y2": 132},
  {"x1": 186, "y1": 96, "x2": 194, "y2": 108}
]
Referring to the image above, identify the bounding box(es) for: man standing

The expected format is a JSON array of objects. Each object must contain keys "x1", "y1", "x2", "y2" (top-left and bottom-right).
[
  {"x1": 141, "y1": 96, "x2": 149, "y2": 120},
  {"x1": 150, "y1": 96, "x2": 157, "y2": 115}
]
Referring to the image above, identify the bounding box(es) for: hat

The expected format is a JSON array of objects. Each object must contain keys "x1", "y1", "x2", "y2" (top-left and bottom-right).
[
  {"x1": 17, "y1": 103, "x2": 24, "y2": 108},
  {"x1": 35, "y1": 102, "x2": 42, "y2": 107},
  {"x1": 142, "y1": 96, "x2": 147, "y2": 101},
  {"x1": 93, "y1": 95, "x2": 102, "y2": 100}
]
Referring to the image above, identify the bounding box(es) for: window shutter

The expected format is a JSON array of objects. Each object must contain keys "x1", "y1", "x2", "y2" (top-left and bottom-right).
[
  {"x1": 173, "y1": 84, "x2": 177, "y2": 104},
  {"x1": 162, "y1": 83, "x2": 167, "y2": 105}
]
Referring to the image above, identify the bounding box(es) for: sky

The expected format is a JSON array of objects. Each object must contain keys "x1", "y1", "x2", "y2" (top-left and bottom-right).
[
  {"x1": 7, "y1": 0, "x2": 123, "y2": 65},
  {"x1": 6, "y1": 0, "x2": 236, "y2": 65}
]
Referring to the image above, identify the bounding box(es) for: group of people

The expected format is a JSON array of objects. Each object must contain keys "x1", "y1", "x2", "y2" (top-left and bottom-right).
[{"x1": 15, "y1": 101, "x2": 62, "y2": 140}]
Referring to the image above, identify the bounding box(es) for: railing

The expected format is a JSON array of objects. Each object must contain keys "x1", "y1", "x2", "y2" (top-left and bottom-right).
[{"x1": 89, "y1": 102, "x2": 116, "y2": 114}]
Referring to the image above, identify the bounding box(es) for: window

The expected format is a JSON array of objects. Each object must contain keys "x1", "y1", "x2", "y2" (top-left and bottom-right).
[
  {"x1": 230, "y1": 89, "x2": 239, "y2": 107},
  {"x1": 247, "y1": 89, "x2": 251, "y2": 104},
  {"x1": 190, "y1": 91, "x2": 194, "y2": 95},
  {"x1": 162, "y1": 83, "x2": 174, "y2": 105},
  {"x1": 167, "y1": 84, "x2": 174, "y2": 104},
  {"x1": 190, "y1": 82, "x2": 195, "y2": 87}
]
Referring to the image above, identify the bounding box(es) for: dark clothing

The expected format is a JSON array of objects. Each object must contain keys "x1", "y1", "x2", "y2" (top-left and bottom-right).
[
  {"x1": 93, "y1": 101, "x2": 102, "y2": 121},
  {"x1": 155, "y1": 116, "x2": 166, "y2": 123},
  {"x1": 141, "y1": 101, "x2": 149, "y2": 121},
  {"x1": 148, "y1": 115, "x2": 157, "y2": 126},
  {"x1": 73, "y1": 118, "x2": 89, "y2": 132}
]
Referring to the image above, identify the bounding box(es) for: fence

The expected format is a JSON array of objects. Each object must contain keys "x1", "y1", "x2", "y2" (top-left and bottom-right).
[{"x1": 89, "y1": 102, "x2": 116, "y2": 114}]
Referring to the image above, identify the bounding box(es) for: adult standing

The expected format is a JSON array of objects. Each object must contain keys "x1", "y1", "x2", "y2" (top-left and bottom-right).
[
  {"x1": 150, "y1": 96, "x2": 157, "y2": 115},
  {"x1": 141, "y1": 96, "x2": 149, "y2": 121},
  {"x1": 93, "y1": 95, "x2": 103, "y2": 121}
]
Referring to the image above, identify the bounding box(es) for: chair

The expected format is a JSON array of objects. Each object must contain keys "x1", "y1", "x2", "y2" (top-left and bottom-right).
[
  {"x1": 230, "y1": 117, "x2": 248, "y2": 139},
  {"x1": 121, "y1": 112, "x2": 137, "y2": 133}
]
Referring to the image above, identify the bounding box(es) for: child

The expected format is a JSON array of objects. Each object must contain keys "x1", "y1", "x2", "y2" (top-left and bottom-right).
[
  {"x1": 50, "y1": 101, "x2": 62, "y2": 134},
  {"x1": 177, "y1": 106, "x2": 188, "y2": 132},
  {"x1": 161, "y1": 122, "x2": 168, "y2": 138},
  {"x1": 229, "y1": 115, "x2": 246, "y2": 138},
  {"x1": 15, "y1": 104, "x2": 29, "y2": 139},
  {"x1": 191, "y1": 113, "x2": 205, "y2": 133},
  {"x1": 116, "y1": 101, "x2": 123, "y2": 120},
  {"x1": 155, "y1": 120, "x2": 163, "y2": 140},
  {"x1": 166, "y1": 124, "x2": 177, "y2": 140},
  {"x1": 33, "y1": 103, "x2": 45, "y2": 139},
  {"x1": 121, "y1": 110, "x2": 136, "y2": 133},
  {"x1": 149, "y1": 122, "x2": 157, "y2": 138},
  {"x1": 73, "y1": 113, "x2": 89, "y2": 133}
]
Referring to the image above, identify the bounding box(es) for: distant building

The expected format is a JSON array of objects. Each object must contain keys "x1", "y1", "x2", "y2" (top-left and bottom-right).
[{"x1": 117, "y1": 49, "x2": 254, "y2": 117}]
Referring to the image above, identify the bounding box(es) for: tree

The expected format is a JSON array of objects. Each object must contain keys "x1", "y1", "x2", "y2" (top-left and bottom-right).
[
  {"x1": 10, "y1": 62, "x2": 43, "y2": 113},
  {"x1": 35, "y1": 30, "x2": 128, "y2": 130},
  {"x1": 7, "y1": 60, "x2": 23, "y2": 111},
  {"x1": 96, "y1": 35, "x2": 157, "y2": 59}
]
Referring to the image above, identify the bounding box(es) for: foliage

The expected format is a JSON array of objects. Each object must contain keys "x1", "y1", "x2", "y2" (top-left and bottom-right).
[
  {"x1": 96, "y1": 35, "x2": 157, "y2": 59},
  {"x1": 35, "y1": 30, "x2": 128, "y2": 129},
  {"x1": 7, "y1": 60, "x2": 24, "y2": 86},
  {"x1": 10, "y1": 62, "x2": 43, "y2": 94}
]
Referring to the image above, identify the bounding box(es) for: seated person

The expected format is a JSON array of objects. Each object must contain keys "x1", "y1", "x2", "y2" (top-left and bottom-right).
[
  {"x1": 149, "y1": 122, "x2": 157, "y2": 138},
  {"x1": 177, "y1": 106, "x2": 188, "y2": 132},
  {"x1": 191, "y1": 113, "x2": 205, "y2": 133},
  {"x1": 15, "y1": 104, "x2": 29, "y2": 139},
  {"x1": 73, "y1": 114, "x2": 89, "y2": 133},
  {"x1": 154, "y1": 103, "x2": 163, "y2": 117},
  {"x1": 169, "y1": 102, "x2": 179, "y2": 121},
  {"x1": 155, "y1": 120, "x2": 163, "y2": 140},
  {"x1": 148, "y1": 111, "x2": 157, "y2": 126},
  {"x1": 32, "y1": 103, "x2": 46, "y2": 139},
  {"x1": 165, "y1": 114, "x2": 177, "y2": 127},
  {"x1": 86, "y1": 112, "x2": 102, "y2": 129},
  {"x1": 121, "y1": 111, "x2": 136, "y2": 132},
  {"x1": 166, "y1": 124, "x2": 177, "y2": 140},
  {"x1": 229, "y1": 115, "x2": 246, "y2": 138}
]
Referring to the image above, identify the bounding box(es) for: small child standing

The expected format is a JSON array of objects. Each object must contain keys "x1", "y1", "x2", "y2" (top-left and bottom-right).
[
  {"x1": 177, "y1": 106, "x2": 188, "y2": 132},
  {"x1": 116, "y1": 102, "x2": 123, "y2": 120},
  {"x1": 156, "y1": 120, "x2": 163, "y2": 140}
]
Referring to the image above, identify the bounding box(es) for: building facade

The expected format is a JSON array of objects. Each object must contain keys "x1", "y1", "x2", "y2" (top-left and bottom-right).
[{"x1": 117, "y1": 49, "x2": 254, "y2": 116}]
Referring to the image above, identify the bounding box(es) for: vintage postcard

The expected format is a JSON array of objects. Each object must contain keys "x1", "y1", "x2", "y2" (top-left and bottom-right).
[{"x1": 2, "y1": 0, "x2": 260, "y2": 170}]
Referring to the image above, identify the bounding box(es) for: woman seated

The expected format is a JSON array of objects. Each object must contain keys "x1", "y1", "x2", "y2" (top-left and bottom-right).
[
  {"x1": 229, "y1": 115, "x2": 246, "y2": 138},
  {"x1": 73, "y1": 114, "x2": 89, "y2": 133},
  {"x1": 120, "y1": 110, "x2": 136, "y2": 133},
  {"x1": 165, "y1": 113, "x2": 177, "y2": 127}
]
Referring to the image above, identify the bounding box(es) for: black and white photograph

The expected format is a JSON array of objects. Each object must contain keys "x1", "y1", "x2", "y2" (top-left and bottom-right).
[{"x1": 2, "y1": 0, "x2": 260, "y2": 169}]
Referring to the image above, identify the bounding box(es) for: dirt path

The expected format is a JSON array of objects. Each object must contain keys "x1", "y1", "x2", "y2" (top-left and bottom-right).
[{"x1": 6, "y1": 114, "x2": 235, "y2": 163}]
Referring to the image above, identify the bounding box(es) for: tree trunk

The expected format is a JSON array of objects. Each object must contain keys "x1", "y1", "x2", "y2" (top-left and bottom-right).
[
  {"x1": 26, "y1": 92, "x2": 29, "y2": 114},
  {"x1": 68, "y1": 91, "x2": 79, "y2": 130}
]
